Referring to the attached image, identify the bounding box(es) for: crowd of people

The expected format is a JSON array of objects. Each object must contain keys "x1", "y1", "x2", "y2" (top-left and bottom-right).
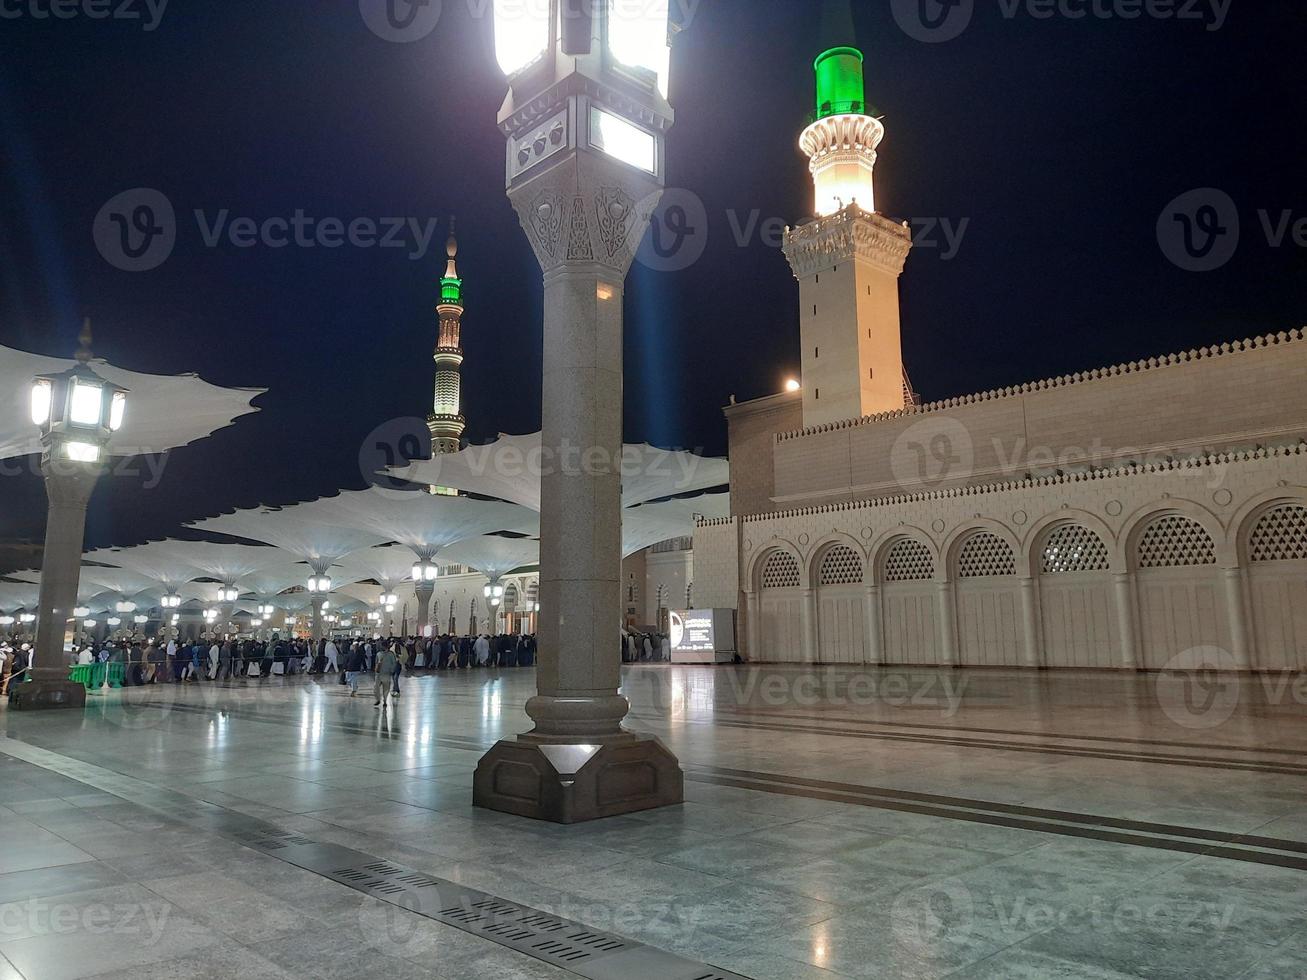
[
  {"x1": 0, "y1": 641, "x2": 32, "y2": 696},
  {"x1": 20, "y1": 632, "x2": 541, "y2": 702},
  {"x1": 3, "y1": 629, "x2": 682, "y2": 702},
  {"x1": 622, "y1": 629, "x2": 672, "y2": 663}
]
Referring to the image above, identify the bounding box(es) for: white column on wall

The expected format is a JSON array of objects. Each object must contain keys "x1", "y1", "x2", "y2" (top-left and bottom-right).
[
  {"x1": 936, "y1": 581, "x2": 958, "y2": 666},
  {"x1": 800, "y1": 589, "x2": 818, "y2": 663},
  {"x1": 743, "y1": 589, "x2": 759, "y2": 662},
  {"x1": 864, "y1": 582, "x2": 883, "y2": 665},
  {"x1": 1018, "y1": 577, "x2": 1041, "y2": 668},
  {"x1": 1223, "y1": 567, "x2": 1252, "y2": 669},
  {"x1": 1112, "y1": 572, "x2": 1138, "y2": 669}
]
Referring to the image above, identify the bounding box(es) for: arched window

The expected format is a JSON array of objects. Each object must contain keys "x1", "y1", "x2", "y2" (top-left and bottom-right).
[
  {"x1": 1040, "y1": 525, "x2": 1110, "y2": 574},
  {"x1": 1249, "y1": 505, "x2": 1307, "y2": 562},
  {"x1": 818, "y1": 545, "x2": 864, "y2": 586},
  {"x1": 760, "y1": 551, "x2": 801, "y2": 589},
  {"x1": 1136, "y1": 515, "x2": 1217, "y2": 568},
  {"x1": 956, "y1": 532, "x2": 1016, "y2": 578},
  {"x1": 883, "y1": 539, "x2": 935, "y2": 582}
]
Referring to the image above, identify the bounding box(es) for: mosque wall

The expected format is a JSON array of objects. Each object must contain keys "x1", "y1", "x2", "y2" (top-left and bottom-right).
[
  {"x1": 699, "y1": 443, "x2": 1307, "y2": 672},
  {"x1": 771, "y1": 331, "x2": 1307, "y2": 508}
]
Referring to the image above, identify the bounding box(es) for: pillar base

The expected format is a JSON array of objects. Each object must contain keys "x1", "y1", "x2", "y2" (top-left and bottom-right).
[
  {"x1": 473, "y1": 733, "x2": 683, "y2": 824},
  {"x1": 8, "y1": 678, "x2": 87, "y2": 711}
]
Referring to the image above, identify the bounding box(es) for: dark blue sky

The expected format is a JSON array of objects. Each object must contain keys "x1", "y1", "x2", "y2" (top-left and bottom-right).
[{"x1": 0, "y1": 0, "x2": 1303, "y2": 563}]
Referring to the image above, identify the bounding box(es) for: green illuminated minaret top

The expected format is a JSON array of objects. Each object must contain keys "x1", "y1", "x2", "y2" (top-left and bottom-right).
[{"x1": 814, "y1": 0, "x2": 866, "y2": 120}]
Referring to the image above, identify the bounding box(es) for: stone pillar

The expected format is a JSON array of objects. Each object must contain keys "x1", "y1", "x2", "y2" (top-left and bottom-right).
[
  {"x1": 743, "y1": 589, "x2": 760, "y2": 661},
  {"x1": 415, "y1": 583, "x2": 434, "y2": 638},
  {"x1": 1018, "y1": 576, "x2": 1042, "y2": 668},
  {"x1": 310, "y1": 597, "x2": 326, "y2": 643},
  {"x1": 936, "y1": 581, "x2": 958, "y2": 667},
  {"x1": 12, "y1": 459, "x2": 104, "y2": 709},
  {"x1": 800, "y1": 588, "x2": 819, "y2": 662},
  {"x1": 1112, "y1": 572, "x2": 1138, "y2": 669},
  {"x1": 1223, "y1": 567, "x2": 1252, "y2": 670},
  {"x1": 473, "y1": 161, "x2": 683, "y2": 823},
  {"x1": 864, "y1": 583, "x2": 883, "y2": 665}
]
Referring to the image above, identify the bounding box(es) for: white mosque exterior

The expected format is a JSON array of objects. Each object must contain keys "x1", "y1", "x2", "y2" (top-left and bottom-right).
[{"x1": 692, "y1": 37, "x2": 1307, "y2": 672}]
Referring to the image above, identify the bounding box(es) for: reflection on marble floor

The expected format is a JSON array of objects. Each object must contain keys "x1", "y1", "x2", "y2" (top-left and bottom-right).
[{"x1": 2, "y1": 664, "x2": 1306, "y2": 979}]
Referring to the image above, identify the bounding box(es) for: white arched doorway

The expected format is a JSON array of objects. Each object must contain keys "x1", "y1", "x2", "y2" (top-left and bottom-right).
[
  {"x1": 1133, "y1": 514, "x2": 1229, "y2": 669},
  {"x1": 1037, "y1": 523, "x2": 1121, "y2": 668},
  {"x1": 881, "y1": 538, "x2": 940, "y2": 665},
  {"x1": 815, "y1": 544, "x2": 867, "y2": 664},
  {"x1": 954, "y1": 531, "x2": 1023, "y2": 667},
  {"x1": 756, "y1": 550, "x2": 804, "y2": 662},
  {"x1": 1246, "y1": 504, "x2": 1307, "y2": 671}
]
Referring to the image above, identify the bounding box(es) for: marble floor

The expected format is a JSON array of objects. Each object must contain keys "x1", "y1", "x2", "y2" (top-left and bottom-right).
[{"x1": 1, "y1": 664, "x2": 1306, "y2": 979}]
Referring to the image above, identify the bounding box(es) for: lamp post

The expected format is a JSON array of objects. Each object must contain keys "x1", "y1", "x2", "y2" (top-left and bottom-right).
[
  {"x1": 411, "y1": 559, "x2": 438, "y2": 638},
  {"x1": 307, "y1": 573, "x2": 332, "y2": 641},
  {"x1": 13, "y1": 323, "x2": 128, "y2": 710},
  {"x1": 474, "y1": 0, "x2": 683, "y2": 822}
]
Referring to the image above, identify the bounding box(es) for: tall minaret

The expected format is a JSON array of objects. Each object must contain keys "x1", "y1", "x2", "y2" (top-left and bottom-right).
[
  {"x1": 782, "y1": 2, "x2": 914, "y2": 428},
  {"x1": 428, "y1": 218, "x2": 467, "y2": 461}
]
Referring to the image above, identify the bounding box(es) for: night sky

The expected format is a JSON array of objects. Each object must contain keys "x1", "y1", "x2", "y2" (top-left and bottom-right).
[{"x1": 1, "y1": 1, "x2": 1304, "y2": 567}]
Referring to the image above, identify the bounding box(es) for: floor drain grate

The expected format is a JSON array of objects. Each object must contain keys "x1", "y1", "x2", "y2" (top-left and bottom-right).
[
  {"x1": 0, "y1": 739, "x2": 759, "y2": 980},
  {"x1": 531, "y1": 940, "x2": 592, "y2": 963}
]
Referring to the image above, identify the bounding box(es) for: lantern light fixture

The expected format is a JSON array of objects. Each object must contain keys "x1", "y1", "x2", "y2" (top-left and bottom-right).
[
  {"x1": 412, "y1": 561, "x2": 439, "y2": 583},
  {"x1": 73, "y1": 606, "x2": 91, "y2": 619}
]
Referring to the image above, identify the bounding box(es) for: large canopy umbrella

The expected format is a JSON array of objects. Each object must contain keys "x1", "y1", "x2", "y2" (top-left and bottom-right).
[
  {"x1": 388, "y1": 434, "x2": 730, "y2": 511},
  {"x1": 0, "y1": 344, "x2": 263, "y2": 461}
]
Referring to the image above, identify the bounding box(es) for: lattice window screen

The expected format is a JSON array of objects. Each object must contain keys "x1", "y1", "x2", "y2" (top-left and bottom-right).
[
  {"x1": 1041, "y1": 525, "x2": 1110, "y2": 574},
  {"x1": 884, "y1": 539, "x2": 935, "y2": 582},
  {"x1": 760, "y1": 551, "x2": 801, "y2": 589},
  {"x1": 1249, "y1": 505, "x2": 1307, "y2": 562},
  {"x1": 956, "y1": 532, "x2": 1016, "y2": 578},
  {"x1": 1137, "y1": 516, "x2": 1217, "y2": 568},
  {"x1": 818, "y1": 546, "x2": 864, "y2": 586}
]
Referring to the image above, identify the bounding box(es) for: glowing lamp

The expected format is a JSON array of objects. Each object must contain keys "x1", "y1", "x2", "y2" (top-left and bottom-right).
[
  {"x1": 31, "y1": 338, "x2": 129, "y2": 467},
  {"x1": 73, "y1": 607, "x2": 91, "y2": 619},
  {"x1": 785, "y1": 379, "x2": 801, "y2": 393}
]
